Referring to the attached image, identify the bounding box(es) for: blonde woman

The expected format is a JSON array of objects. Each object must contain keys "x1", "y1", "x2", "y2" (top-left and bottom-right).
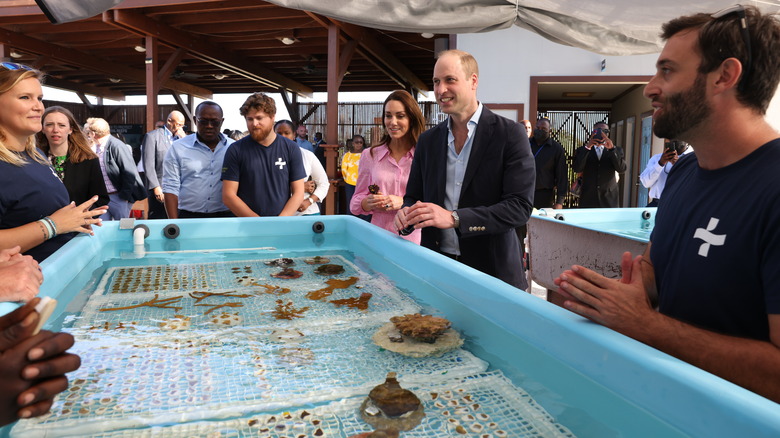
[{"x1": 0, "y1": 63, "x2": 106, "y2": 261}]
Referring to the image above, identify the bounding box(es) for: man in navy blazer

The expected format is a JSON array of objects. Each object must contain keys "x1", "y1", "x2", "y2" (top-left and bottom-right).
[
  {"x1": 395, "y1": 50, "x2": 535, "y2": 290},
  {"x1": 141, "y1": 111, "x2": 185, "y2": 219}
]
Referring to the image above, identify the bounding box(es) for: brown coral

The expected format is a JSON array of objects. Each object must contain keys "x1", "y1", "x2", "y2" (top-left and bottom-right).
[
  {"x1": 264, "y1": 258, "x2": 295, "y2": 267},
  {"x1": 271, "y1": 267, "x2": 303, "y2": 279},
  {"x1": 314, "y1": 264, "x2": 345, "y2": 275},
  {"x1": 390, "y1": 314, "x2": 451, "y2": 343}
]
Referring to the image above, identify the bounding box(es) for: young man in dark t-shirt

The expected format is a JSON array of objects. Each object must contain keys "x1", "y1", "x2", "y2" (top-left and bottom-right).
[
  {"x1": 222, "y1": 93, "x2": 305, "y2": 217},
  {"x1": 554, "y1": 6, "x2": 780, "y2": 402}
]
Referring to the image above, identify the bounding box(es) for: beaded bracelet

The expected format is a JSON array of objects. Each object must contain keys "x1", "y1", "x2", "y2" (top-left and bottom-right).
[
  {"x1": 37, "y1": 219, "x2": 51, "y2": 240},
  {"x1": 42, "y1": 216, "x2": 57, "y2": 238}
]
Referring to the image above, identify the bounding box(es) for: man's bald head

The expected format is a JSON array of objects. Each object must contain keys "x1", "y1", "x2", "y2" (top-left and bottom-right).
[{"x1": 166, "y1": 111, "x2": 185, "y2": 133}]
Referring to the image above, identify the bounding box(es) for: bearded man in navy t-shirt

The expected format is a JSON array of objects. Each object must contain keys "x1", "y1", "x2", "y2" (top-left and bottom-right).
[
  {"x1": 554, "y1": 6, "x2": 780, "y2": 403},
  {"x1": 222, "y1": 92, "x2": 305, "y2": 217}
]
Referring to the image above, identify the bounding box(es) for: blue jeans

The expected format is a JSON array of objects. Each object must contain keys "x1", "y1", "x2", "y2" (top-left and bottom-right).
[{"x1": 101, "y1": 193, "x2": 131, "y2": 220}]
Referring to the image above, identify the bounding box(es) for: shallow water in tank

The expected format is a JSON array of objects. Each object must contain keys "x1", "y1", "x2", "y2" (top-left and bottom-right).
[{"x1": 2, "y1": 230, "x2": 690, "y2": 437}]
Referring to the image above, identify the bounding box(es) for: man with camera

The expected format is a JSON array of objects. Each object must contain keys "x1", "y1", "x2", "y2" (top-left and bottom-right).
[
  {"x1": 639, "y1": 140, "x2": 692, "y2": 206},
  {"x1": 572, "y1": 122, "x2": 627, "y2": 208}
]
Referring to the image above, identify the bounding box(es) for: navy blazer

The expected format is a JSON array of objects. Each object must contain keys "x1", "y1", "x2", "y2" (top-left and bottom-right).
[
  {"x1": 404, "y1": 107, "x2": 535, "y2": 290},
  {"x1": 103, "y1": 135, "x2": 146, "y2": 203}
]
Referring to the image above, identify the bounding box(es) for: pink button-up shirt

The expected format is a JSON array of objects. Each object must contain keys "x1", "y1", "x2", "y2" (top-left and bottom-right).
[{"x1": 350, "y1": 144, "x2": 420, "y2": 244}]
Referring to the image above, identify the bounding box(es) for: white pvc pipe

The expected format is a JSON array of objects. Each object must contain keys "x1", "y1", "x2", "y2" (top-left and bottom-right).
[{"x1": 133, "y1": 227, "x2": 146, "y2": 245}]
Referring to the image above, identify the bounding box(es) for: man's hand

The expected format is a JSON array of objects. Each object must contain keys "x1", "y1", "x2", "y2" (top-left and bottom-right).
[
  {"x1": 658, "y1": 148, "x2": 678, "y2": 166},
  {"x1": 603, "y1": 137, "x2": 616, "y2": 150},
  {"x1": 553, "y1": 252, "x2": 657, "y2": 335},
  {"x1": 0, "y1": 246, "x2": 42, "y2": 302},
  {"x1": 403, "y1": 202, "x2": 457, "y2": 230},
  {"x1": 297, "y1": 198, "x2": 312, "y2": 212},
  {"x1": 304, "y1": 180, "x2": 316, "y2": 195},
  {"x1": 585, "y1": 136, "x2": 600, "y2": 150}
]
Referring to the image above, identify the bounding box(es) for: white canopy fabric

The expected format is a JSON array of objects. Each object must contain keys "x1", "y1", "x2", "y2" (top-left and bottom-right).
[{"x1": 268, "y1": 0, "x2": 780, "y2": 55}]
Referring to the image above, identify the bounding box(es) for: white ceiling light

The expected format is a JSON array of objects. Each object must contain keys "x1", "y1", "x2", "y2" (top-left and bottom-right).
[
  {"x1": 212, "y1": 74, "x2": 227, "y2": 80},
  {"x1": 278, "y1": 36, "x2": 298, "y2": 45},
  {"x1": 134, "y1": 45, "x2": 146, "y2": 53},
  {"x1": 9, "y1": 50, "x2": 22, "y2": 59},
  {"x1": 421, "y1": 32, "x2": 435, "y2": 39},
  {"x1": 109, "y1": 78, "x2": 121, "y2": 83}
]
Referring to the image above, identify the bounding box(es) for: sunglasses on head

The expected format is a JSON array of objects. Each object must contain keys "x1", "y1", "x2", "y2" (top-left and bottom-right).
[
  {"x1": 709, "y1": 4, "x2": 752, "y2": 93},
  {"x1": 0, "y1": 62, "x2": 34, "y2": 71}
]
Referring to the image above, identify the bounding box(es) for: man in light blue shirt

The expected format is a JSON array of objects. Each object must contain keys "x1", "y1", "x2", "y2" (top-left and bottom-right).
[
  {"x1": 295, "y1": 123, "x2": 315, "y2": 153},
  {"x1": 162, "y1": 101, "x2": 234, "y2": 218}
]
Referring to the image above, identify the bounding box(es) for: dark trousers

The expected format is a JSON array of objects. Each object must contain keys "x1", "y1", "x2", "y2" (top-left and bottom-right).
[
  {"x1": 147, "y1": 190, "x2": 168, "y2": 219},
  {"x1": 178, "y1": 209, "x2": 234, "y2": 219},
  {"x1": 533, "y1": 189, "x2": 555, "y2": 209},
  {"x1": 514, "y1": 188, "x2": 556, "y2": 264},
  {"x1": 344, "y1": 183, "x2": 371, "y2": 222}
]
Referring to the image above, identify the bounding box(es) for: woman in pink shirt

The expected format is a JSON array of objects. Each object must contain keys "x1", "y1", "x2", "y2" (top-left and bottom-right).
[{"x1": 350, "y1": 90, "x2": 425, "y2": 243}]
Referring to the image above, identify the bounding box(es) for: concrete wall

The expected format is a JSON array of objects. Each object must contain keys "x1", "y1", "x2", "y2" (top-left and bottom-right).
[
  {"x1": 460, "y1": 25, "x2": 780, "y2": 207},
  {"x1": 459, "y1": 26, "x2": 659, "y2": 118},
  {"x1": 460, "y1": 24, "x2": 780, "y2": 129}
]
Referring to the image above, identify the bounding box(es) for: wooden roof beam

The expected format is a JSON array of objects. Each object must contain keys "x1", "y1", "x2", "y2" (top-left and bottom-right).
[
  {"x1": 305, "y1": 12, "x2": 428, "y2": 92},
  {"x1": 0, "y1": 27, "x2": 212, "y2": 98},
  {"x1": 42, "y1": 77, "x2": 126, "y2": 101},
  {"x1": 162, "y1": 8, "x2": 301, "y2": 26},
  {"x1": 336, "y1": 20, "x2": 429, "y2": 92},
  {"x1": 106, "y1": 9, "x2": 313, "y2": 97}
]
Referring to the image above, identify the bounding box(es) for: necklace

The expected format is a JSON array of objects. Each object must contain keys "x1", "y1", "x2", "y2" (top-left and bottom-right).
[{"x1": 50, "y1": 155, "x2": 67, "y2": 181}]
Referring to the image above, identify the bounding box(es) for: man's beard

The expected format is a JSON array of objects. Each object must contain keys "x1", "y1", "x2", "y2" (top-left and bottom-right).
[
  {"x1": 249, "y1": 125, "x2": 272, "y2": 144},
  {"x1": 653, "y1": 74, "x2": 711, "y2": 139}
]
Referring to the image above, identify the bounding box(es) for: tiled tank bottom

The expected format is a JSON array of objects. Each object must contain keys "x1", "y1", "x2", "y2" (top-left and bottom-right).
[{"x1": 11, "y1": 255, "x2": 574, "y2": 438}]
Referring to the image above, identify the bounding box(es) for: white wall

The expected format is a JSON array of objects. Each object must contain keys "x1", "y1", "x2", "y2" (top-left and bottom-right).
[
  {"x1": 459, "y1": 25, "x2": 780, "y2": 130},
  {"x1": 459, "y1": 26, "x2": 659, "y2": 119}
]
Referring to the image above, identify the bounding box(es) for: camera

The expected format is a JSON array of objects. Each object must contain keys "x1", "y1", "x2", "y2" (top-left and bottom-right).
[
  {"x1": 592, "y1": 127, "x2": 608, "y2": 141},
  {"x1": 667, "y1": 140, "x2": 689, "y2": 155}
]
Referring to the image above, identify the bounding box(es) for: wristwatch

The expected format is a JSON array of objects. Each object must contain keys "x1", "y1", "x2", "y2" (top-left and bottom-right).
[{"x1": 451, "y1": 210, "x2": 460, "y2": 229}]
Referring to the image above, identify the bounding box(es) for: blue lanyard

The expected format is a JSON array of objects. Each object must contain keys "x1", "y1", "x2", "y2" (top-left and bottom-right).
[{"x1": 533, "y1": 144, "x2": 545, "y2": 158}]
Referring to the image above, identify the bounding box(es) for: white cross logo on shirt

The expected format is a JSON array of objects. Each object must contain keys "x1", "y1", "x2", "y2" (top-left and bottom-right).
[
  {"x1": 693, "y1": 217, "x2": 726, "y2": 257},
  {"x1": 275, "y1": 157, "x2": 286, "y2": 170}
]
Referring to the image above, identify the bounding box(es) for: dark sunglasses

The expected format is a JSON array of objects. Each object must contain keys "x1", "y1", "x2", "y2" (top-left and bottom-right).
[
  {"x1": 710, "y1": 4, "x2": 752, "y2": 93},
  {"x1": 196, "y1": 118, "x2": 222, "y2": 127},
  {"x1": 594, "y1": 128, "x2": 610, "y2": 135},
  {"x1": 0, "y1": 62, "x2": 34, "y2": 71}
]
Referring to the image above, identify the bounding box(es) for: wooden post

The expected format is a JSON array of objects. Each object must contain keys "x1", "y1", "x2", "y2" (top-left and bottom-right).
[
  {"x1": 144, "y1": 35, "x2": 159, "y2": 132},
  {"x1": 324, "y1": 23, "x2": 341, "y2": 215},
  {"x1": 321, "y1": 144, "x2": 340, "y2": 215}
]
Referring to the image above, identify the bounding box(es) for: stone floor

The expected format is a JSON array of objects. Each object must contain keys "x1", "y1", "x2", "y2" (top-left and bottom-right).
[{"x1": 528, "y1": 279, "x2": 548, "y2": 300}]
